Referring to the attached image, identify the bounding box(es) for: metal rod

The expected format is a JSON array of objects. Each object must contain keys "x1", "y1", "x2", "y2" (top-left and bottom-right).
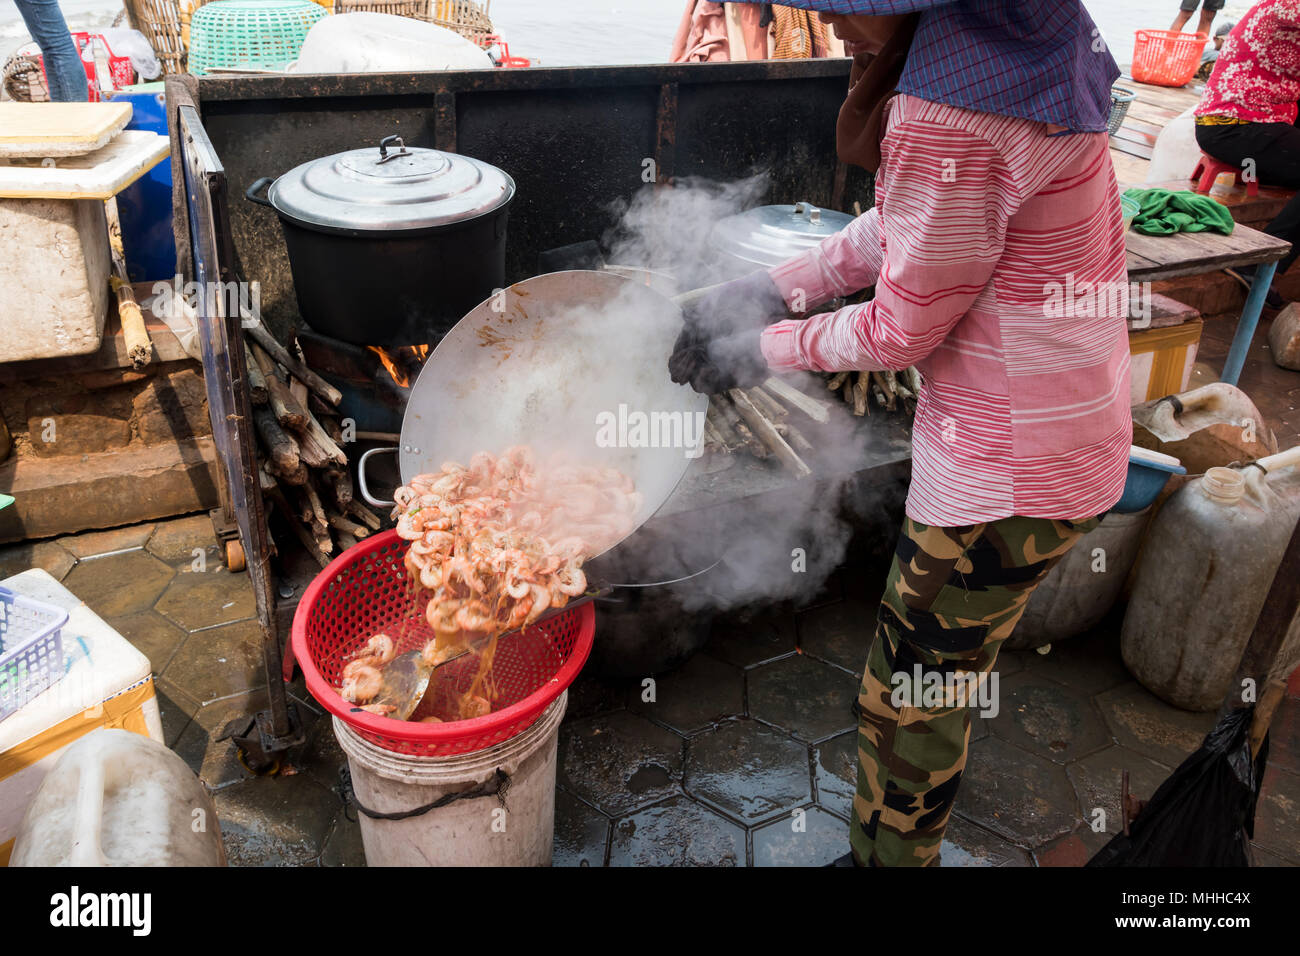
[{"x1": 1222, "y1": 260, "x2": 1278, "y2": 386}]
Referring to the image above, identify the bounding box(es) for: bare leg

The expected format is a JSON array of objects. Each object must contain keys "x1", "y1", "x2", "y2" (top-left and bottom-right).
[
  {"x1": 1196, "y1": 10, "x2": 1216, "y2": 36},
  {"x1": 1170, "y1": 10, "x2": 1193, "y2": 31}
]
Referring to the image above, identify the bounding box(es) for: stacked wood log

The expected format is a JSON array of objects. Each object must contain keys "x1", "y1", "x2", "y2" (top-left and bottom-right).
[
  {"x1": 701, "y1": 369, "x2": 919, "y2": 477},
  {"x1": 702, "y1": 378, "x2": 822, "y2": 478},
  {"x1": 244, "y1": 322, "x2": 384, "y2": 569},
  {"x1": 825, "y1": 367, "x2": 921, "y2": 417}
]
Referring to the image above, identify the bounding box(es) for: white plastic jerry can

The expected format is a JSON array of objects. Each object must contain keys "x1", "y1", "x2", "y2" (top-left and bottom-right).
[
  {"x1": 1122, "y1": 444, "x2": 1300, "y2": 712},
  {"x1": 9, "y1": 728, "x2": 226, "y2": 866}
]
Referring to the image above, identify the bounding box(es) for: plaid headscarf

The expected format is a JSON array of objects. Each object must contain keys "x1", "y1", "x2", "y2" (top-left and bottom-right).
[{"x1": 741, "y1": 0, "x2": 1119, "y2": 132}]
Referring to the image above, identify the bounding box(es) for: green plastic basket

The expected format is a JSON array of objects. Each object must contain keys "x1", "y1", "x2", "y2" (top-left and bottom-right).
[{"x1": 187, "y1": 0, "x2": 328, "y2": 76}]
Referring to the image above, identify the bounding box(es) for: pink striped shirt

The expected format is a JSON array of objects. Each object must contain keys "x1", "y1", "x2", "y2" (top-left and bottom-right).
[{"x1": 761, "y1": 94, "x2": 1131, "y2": 526}]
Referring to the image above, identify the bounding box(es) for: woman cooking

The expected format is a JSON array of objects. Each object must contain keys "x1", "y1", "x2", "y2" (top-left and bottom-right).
[{"x1": 669, "y1": 0, "x2": 1131, "y2": 866}]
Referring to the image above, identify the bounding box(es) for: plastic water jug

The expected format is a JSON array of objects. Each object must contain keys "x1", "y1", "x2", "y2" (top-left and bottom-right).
[
  {"x1": 1008, "y1": 507, "x2": 1153, "y2": 650},
  {"x1": 1131, "y1": 382, "x2": 1277, "y2": 476},
  {"x1": 1122, "y1": 445, "x2": 1300, "y2": 711},
  {"x1": 9, "y1": 728, "x2": 226, "y2": 866}
]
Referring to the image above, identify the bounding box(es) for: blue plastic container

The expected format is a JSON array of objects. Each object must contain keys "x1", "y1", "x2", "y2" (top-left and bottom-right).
[
  {"x1": 1114, "y1": 447, "x2": 1186, "y2": 513},
  {"x1": 104, "y1": 86, "x2": 177, "y2": 283}
]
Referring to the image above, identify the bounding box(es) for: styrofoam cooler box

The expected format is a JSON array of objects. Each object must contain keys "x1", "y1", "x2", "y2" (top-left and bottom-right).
[
  {"x1": 0, "y1": 569, "x2": 162, "y2": 866},
  {"x1": 0, "y1": 197, "x2": 110, "y2": 362},
  {"x1": 0, "y1": 105, "x2": 169, "y2": 362}
]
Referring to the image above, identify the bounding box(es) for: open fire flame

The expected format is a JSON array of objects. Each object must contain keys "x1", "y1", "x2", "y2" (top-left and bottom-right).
[{"x1": 367, "y1": 344, "x2": 431, "y2": 388}]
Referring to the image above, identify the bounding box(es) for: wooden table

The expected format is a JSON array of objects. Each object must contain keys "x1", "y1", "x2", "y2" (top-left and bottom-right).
[{"x1": 1125, "y1": 223, "x2": 1292, "y2": 385}]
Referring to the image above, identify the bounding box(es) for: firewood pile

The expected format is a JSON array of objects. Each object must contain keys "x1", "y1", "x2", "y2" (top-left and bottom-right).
[
  {"x1": 703, "y1": 369, "x2": 918, "y2": 477},
  {"x1": 825, "y1": 367, "x2": 921, "y2": 417},
  {"x1": 244, "y1": 322, "x2": 383, "y2": 568}
]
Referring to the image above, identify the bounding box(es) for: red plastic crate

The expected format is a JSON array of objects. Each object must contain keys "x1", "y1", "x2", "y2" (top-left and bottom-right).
[{"x1": 33, "y1": 32, "x2": 133, "y2": 102}]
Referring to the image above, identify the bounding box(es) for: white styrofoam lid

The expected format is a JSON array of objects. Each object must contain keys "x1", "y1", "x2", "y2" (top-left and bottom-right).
[
  {"x1": 0, "y1": 130, "x2": 169, "y2": 200},
  {"x1": 0, "y1": 102, "x2": 132, "y2": 159},
  {"x1": 0, "y1": 569, "x2": 152, "y2": 753}
]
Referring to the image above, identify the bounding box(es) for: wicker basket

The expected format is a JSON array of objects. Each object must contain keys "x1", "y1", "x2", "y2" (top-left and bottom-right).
[
  {"x1": 333, "y1": 0, "x2": 492, "y2": 43},
  {"x1": 122, "y1": 0, "x2": 214, "y2": 74},
  {"x1": 335, "y1": 0, "x2": 429, "y2": 17},
  {"x1": 432, "y1": 0, "x2": 493, "y2": 43},
  {"x1": 2, "y1": 54, "x2": 47, "y2": 102}
]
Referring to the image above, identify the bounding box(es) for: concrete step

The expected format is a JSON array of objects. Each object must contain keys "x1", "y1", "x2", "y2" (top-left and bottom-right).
[{"x1": 0, "y1": 437, "x2": 218, "y2": 543}]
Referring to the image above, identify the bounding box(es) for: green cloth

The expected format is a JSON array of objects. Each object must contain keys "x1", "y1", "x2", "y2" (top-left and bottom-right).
[{"x1": 1123, "y1": 187, "x2": 1235, "y2": 236}]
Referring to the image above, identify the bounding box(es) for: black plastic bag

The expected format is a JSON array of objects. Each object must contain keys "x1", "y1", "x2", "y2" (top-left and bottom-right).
[{"x1": 1088, "y1": 706, "x2": 1268, "y2": 867}]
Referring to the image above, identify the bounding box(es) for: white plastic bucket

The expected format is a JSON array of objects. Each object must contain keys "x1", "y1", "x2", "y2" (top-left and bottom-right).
[{"x1": 334, "y1": 692, "x2": 567, "y2": 866}]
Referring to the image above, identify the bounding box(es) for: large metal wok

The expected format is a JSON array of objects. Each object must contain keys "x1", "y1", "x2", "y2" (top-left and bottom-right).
[{"x1": 359, "y1": 270, "x2": 710, "y2": 562}]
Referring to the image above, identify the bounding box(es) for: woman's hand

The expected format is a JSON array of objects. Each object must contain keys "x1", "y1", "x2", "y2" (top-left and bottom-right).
[{"x1": 668, "y1": 270, "x2": 788, "y2": 394}]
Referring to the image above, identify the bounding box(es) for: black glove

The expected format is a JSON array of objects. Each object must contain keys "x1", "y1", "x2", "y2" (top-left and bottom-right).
[
  {"x1": 668, "y1": 270, "x2": 787, "y2": 393},
  {"x1": 683, "y1": 328, "x2": 770, "y2": 395}
]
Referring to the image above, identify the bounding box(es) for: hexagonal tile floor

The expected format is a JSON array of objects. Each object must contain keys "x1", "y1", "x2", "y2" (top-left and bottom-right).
[
  {"x1": 6, "y1": 516, "x2": 1296, "y2": 867},
  {"x1": 685, "y1": 719, "x2": 811, "y2": 825}
]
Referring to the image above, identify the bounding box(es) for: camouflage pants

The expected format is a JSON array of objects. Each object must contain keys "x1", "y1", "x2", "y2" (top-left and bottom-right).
[{"x1": 850, "y1": 513, "x2": 1101, "y2": 866}]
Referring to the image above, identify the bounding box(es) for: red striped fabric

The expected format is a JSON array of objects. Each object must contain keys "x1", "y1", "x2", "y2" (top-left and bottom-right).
[{"x1": 762, "y1": 93, "x2": 1130, "y2": 526}]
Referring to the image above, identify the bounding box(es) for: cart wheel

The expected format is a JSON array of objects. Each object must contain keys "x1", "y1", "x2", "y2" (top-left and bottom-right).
[{"x1": 225, "y1": 539, "x2": 246, "y2": 572}]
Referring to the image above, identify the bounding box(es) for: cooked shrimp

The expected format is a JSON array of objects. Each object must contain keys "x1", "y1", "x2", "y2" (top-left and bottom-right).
[
  {"x1": 554, "y1": 562, "x2": 587, "y2": 596},
  {"x1": 340, "y1": 663, "x2": 383, "y2": 703},
  {"x1": 391, "y1": 446, "x2": 634, "y2": 721},
  {"x1": 350, "y1": 633, "x2": 396, "y2": 667},
  {"x1": 418, "y1": 561, "x2": 444, "y2": 590},
  {"x1": 455, "y1": 600, "x2": 495, "y2": 632},
  {"x1": 426, "y1": 599, "x2": 462, "y2": 636},
  {"x1": 396, "y1": 509, "x2": 427, "y2": 540},
  {"x1": 448, "y1": 556, "x2": 486, "y2": 594},
  {"x1": 458, "y1": 693, "x2": 492, "y2": 719}
]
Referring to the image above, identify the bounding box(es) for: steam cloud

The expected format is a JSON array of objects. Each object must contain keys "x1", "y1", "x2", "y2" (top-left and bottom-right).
[
  {"x1": 591, "y1": 178, "x2": 902, "y2": 617},
  {"x1": 603, "y1": 173, "x2": 772, "y2": 290}
]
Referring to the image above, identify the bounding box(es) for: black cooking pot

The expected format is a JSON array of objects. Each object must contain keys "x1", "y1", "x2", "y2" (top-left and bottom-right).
[
  {"x1": 584, "y1": 518, "x2": 723, "y2": 677},
  {"x1": 245, "y1": 135, "x2": 515, "y2": 347}
]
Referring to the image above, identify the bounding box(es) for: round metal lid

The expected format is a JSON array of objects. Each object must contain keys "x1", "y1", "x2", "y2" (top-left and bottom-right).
[
  {"x1": 268, "y1": 135, "x2": 515, "y2": 233},
  {"x1": 710, "y1": 201, "x2": 855, "y2": 269}
]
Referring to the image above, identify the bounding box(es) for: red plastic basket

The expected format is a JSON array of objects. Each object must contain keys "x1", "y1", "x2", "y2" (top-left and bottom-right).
[
  {"x1": 291, "y1": 530, "x2": 594, "y2": 756},
  {"x1": 1131, "y1": 29, "x2": 1207, "y2": 87}
]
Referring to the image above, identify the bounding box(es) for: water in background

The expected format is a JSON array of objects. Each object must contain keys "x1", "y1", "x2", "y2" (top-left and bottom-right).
[
  {"x1": 484, "y1": 0, "x2": 1255, "y2": 69},
  {"x1": 0, "y1": 0, "x2": 1256, "y2": 75}
]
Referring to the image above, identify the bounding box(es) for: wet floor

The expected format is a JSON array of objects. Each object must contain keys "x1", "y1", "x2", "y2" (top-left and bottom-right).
[{"x1": 3, "y1": 508, "x2": 1297, "y2": 868}]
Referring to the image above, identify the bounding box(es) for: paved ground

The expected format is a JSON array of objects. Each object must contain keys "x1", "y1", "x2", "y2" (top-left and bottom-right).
[{"x1": 2, "y1": 505, "x2": 1297, "y2": 867}]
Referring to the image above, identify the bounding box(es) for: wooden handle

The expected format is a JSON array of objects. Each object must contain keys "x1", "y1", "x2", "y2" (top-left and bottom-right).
[{"x1": 1250, "y1": 680, "x2": 1287, "y2": 759}]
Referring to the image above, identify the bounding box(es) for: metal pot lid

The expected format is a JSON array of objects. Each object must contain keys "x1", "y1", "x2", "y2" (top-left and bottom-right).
[
  {"x1": 710, "y1": 201, "x2": 854, "y2": 269},
  {"x1": 269, "y1": 135, "x2": 515, "y2": 232}
]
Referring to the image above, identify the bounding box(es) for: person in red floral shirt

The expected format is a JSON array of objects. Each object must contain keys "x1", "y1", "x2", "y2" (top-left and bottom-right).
[{"x1": 1195, "y1": 0, "x2": 1300, "y2": 307}]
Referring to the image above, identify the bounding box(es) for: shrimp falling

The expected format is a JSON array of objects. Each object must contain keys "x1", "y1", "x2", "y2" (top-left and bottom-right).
[{"x1": 337, "y1": 446, "x2": 638, "y2": 722}]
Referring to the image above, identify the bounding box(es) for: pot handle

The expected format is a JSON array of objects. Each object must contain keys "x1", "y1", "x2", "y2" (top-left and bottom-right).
[
  {"x1": 358, "y1": 446, "x2": 399, "y2": 508},
  {"x1": 793, "y1": 201, "x2": 822, "y2": 226},
  {"x1": 245, "y1": 177, "x2": 275, "y2": 209}
]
